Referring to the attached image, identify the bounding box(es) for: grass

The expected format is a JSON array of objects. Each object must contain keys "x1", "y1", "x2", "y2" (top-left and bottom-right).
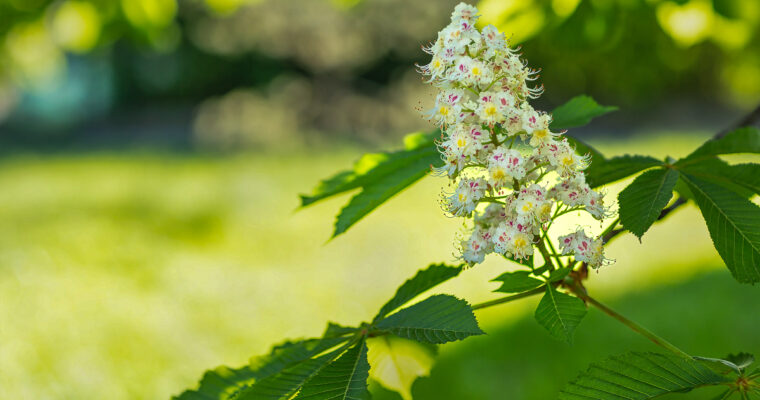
[{"x1": 0, "y1": 131, "x2": 743, "y2": 399}]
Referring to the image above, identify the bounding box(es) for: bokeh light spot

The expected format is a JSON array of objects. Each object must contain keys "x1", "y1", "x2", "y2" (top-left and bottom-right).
[
  {"x1": 50, "y1": 1, "x2": 102, "y2": 53},
  {"x1": 656, "y1": 0, "x2": 714, "y2": 47}
]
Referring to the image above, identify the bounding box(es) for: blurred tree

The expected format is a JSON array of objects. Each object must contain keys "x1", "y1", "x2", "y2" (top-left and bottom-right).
[{"x1": 0, "y1": 0, "x2": 757, "y2": 149}]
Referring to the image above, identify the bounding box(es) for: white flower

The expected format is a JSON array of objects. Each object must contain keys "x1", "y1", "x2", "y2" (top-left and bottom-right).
[
  {"x1": 462, "y1": 226, "x2": 491, "y2": 264},
  {"x1": 514, "y1": 192, "x2": 538, "y2": 225},
  {"x1": 535, "y1": 199, "x2": 554, "y2": 223},
  {"x1": 476, "y1": 92, "x2": 505, "y2": 125},
  {"x1": 481, "y1": 24, "x2": 507, "y2": 59},
  {"x1": 510, "y1": 230, "x2": 534, "y2": 260},
  {"x1": 487, "y1": 147, "x2": 525, "y2": 188},
  {"x1": 584, "y1": 190, "x2": 607, "y2": 220},
  {"x1": 451, "y1": 2, "x2": 480, "y2": 24},
  {"x1": 544, "y1": 139, "x2": 589, "y2": 177},
  {"x1": 559, "y1": 229, "x2": 607, "y2": 268},
  {"x1": 428, "y1": 89, "x2": 465, "y2": 126},
  {"x1": 421, "y1": 2, "x2": 612, "y2": 268},
  {"x1": 445, "y1": 177, "x2": 487, "y2": 216},
  {"x1": 549, "y1": 176, "x2": 589, "y2": 207},
  {"x1": 465, "y1": 58, "x2": 492, "y2": 87}
]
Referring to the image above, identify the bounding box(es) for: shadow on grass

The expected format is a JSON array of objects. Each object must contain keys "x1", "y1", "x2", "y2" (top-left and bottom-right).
[{"x1": 372, "y1": 269, "x2": 759, "y2": 399}]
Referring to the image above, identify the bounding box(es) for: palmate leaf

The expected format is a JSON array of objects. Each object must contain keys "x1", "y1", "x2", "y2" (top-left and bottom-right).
[
  {"x1": 174, "y1": 365, "x2": 257, "y2": 400},
  {"x1": 234, "y1": 344, "x2": 351, "y2": 400},
  {"x1": 375, "y1": 294, "x2": 484, "y2": 344},
  {"x1": 175, "y1": 333, "x2": 352, "y2": 400},
  {"x1": 491, "y1": 270, "x2": 544, "y2": 293},
  {"x1": 681, "y1": 126, "x2": 760, "y2": 162},
  {"x1": 559, "y1": 352, "x2": 733, "y2": 400},
  {"x1": 586, "y1": 155, "x2": 663, "y2": 188},
  {"x1": 294, "y1": 340, "x2": 371, "y2": 400},
  {"x1": 534, "y1": 285, "x2": 587, "y2": 344},
  {"x1": 373, "y1": 263, "x2": 463, "y2": 322},
  {"x1": 618, "y1": 168, "x2": 679, "y2": 239},
  {"x1": 681, "y1": 173, "x2": 760, "y2": 283},
  {"x1": 250, "y1": 334, "x2": 354, "y2": 382},
  {"x1": 549, "y1": 95, "x2": 618, "y2": 131}
]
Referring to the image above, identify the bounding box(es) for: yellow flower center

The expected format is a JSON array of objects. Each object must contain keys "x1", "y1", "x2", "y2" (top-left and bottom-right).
[
  {"x1": 456, "y1": 137, "x2": 468, "y2": 148},
  {"x1": 492, "y1": 168, "x2": 506, "y2": 180},
  {"x1": 472, "y1": 66, "x2": 481, "y2": 76},
  {"x1": 439, "y1": 106, "x2": 449, "y2": 116},
  {"x1": 538, "y1": 203, "x2": 552, "y2": 219},
  {"x1": 561, "y1": 155, "x2": 575, "y2": 167},
  {"x1": 514, "y1": 236, "x2": 527, "y2": 248},
  {"x1": 521, "y1": 201, "x2": 534, "y2": 213},
  {"x1": 484, "y1": 104, "x2": 498, "y2": 117},
  {"x1": 534, "y1": 129, "x2": 547, "y2": 139}
]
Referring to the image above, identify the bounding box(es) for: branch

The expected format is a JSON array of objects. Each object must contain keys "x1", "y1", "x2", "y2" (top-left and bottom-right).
[
  {"x1": 471, "y1": 286, "x2": 546, "y2": 310},
  {"x1": 567, "y1": 281, "x2": 691, "y2": 358}
]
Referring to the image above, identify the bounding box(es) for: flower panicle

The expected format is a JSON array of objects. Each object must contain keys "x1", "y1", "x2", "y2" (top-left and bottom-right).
[{"x1": 419, "y1": 2, "x2": 614, "y2": 270}]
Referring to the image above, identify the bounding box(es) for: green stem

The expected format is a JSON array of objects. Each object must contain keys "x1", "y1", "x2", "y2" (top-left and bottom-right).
[
  {"x1": 598, "y1": 217, "x2": 620, "y2": 240},
  {"x1": 574, "y1": 289, "x2": 692, "y2": 359},
  {"x1": 472, "y1": 286, "x2": 546, "y2": 310},
  {"x1": 535, "y1": 240, "x2": 557, "y2": 271},
  {"x1": 489, "y1": 127, "x2": 500, "y2": 146},
  {"x1": 524, "y1": 163, "x2": 548, "y2": 176},
  {"x1": 480, "y1": 198, "x2": 506, "y2": 204}
]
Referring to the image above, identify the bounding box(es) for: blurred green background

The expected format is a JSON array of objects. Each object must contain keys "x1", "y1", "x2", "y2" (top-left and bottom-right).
[{"x1": 0, "y1": 0, "x2": 758, "y2": 399}]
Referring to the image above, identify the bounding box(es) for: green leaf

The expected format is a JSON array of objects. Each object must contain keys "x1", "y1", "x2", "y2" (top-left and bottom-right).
[
  {"x1": 682, "y1": 127, "x2": 760, "y2": 162},
  {"x1": 585, "y1": 155, "x2": 663, "y2": 188},
  {"x1": 333, "y1": 145, "x2": 441, "y2": 237},
  {"x1": 324, "y1": 323, "x2": 358, "y2": 338},
  {"x1": 676, "y1": 159, "x2": 760, "y2": 197},
  {"x1": 725, "y1": 353, "x2": 755, "y2": 371},
  {"x1": 375, "y1": 294, "x2": 484, "y2": 344},
  {"x1": 534, "y1": 285, "x2": 587, "y2": 344},
  {"x1": 618, "y1": 168, "x2": 679, "y2": 239},
  {"x1": 681, "y1": 173, "x2": 760, "y2": 283},
  {"x1": 374, "y1": 263, "x2": 464, "y2": 322},
  {"x1": 559, "y1": 352, "x2": 733, "y2": 400},
  {"x1": 491, "y1": 270, "x2": 544, "y2": 293},
  {"x1": 299, "y1": 132, "x2": 437, "y2": 208},
  {"x1": 234, "y1": 344, "x2": 350, "y2": 400},
  {"x1": 174, "y1": 365, "x2": 257, "y2": 400},
  {"x1": 711, "y1": 389, "x2": 736, "y2": 400},
  {"x1": 177, "y1": 334, "x2": 352, "y2": 400},
  {"x1": 548, "y1": 267, "x2": 572, "y2": 283},
  {"x1": 695, "y1": 353, "x2": 755, "y2": 375},
  {"x1": 367, "y1": 336, "x2": 436, "y2": 400},
  {"x1": 294, "y1": 340, "x2": 371, "y2": 400},
  {"x1": 249, "y1": 336, "x2": 351, "y2": 382},
  {"x1": 549, "y1": 95, "x2": 618, "y2": 131}
]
